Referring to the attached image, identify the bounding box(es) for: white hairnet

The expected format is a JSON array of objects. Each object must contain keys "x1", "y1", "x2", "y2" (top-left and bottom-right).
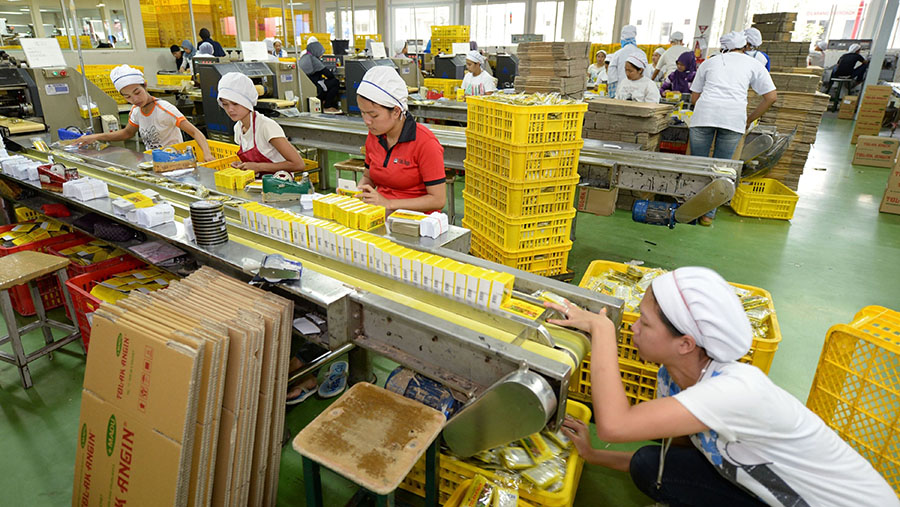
[
  {"x1": 466, "y1": 50, "x2": 485, "y2": 65},
  {"x1": 274, "y1": 38, "x2": 282, "y2": 45},
  {"x1": 652, "y1": 267, "x2": 753, "y2": 362},
  {"x1": 816, "y1": 40, "x2": 827, "y2": 51},
  {"x1": 596, "y1": 49, "x2": 607, "y2": 57},
  {"x1": 849, "y1": 43, "x2": 861, "y2": 53},
  {"x1": 621, "y1": 25, "x2": 637, "y2": 39},
  {"x1": 626, "y1": 55, "x2": 647, "y2": 70},
  {"x1": 110, "y1": 64, "x2": 145, "y2": 92},
  {"x1": 217, "y1": 72, "x2": 258, "y2": 111},
  {"x1": 357, "y1": 66, "x2": 408, "y2": 112},
  {"x1": 720, "y1": 31, "x2": 748, "y2": 51},
  {"x1": 197, "y1": 42, "x2": 214, "y2": 56},
  {"x1": 307, "y1": 35, "x2": 318, "y2": 46},
  {"x1": 654, "y1": 47, "x2": 666, "y2": 56},
  {"x1": 744, "y1": 27, "x2": 762, "y2": 47},
  {"x1": 671, "y1": 31, "x2": 684, "y2": 42}
]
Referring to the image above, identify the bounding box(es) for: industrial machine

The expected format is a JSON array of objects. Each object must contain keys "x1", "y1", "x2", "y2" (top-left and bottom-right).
[
  {"x1": 492, "y1": 54, "x2": 518, "y2": 89},
  {"x1": 0, "y1": 67, "x2": 41, "y2": 119},
  {"x1": 390, "y1": 56, "x2": 423, "y2": 89},
  {"x1": 344, "y1": 57, "x2": 396, "y2": 113},
  {"x1": 434, "y1": 54, "x2": 466, "y2": 79}
]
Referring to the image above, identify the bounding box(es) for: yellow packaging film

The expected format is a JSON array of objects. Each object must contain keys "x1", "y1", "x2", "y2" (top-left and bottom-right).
[
  {"x1": 462, "y1": 475, "x2": 494, "y2": 507},
  {"x1": 336, "y1": 187, "x2": 362, "y2": 197},
  {"x1": 501, "y1": 298, "x2": 545, "y2": 321},
  {"x1": 357, "y1": 205, "x2": 386, "y2": 231},
  {"x1": 121, "y1": 191, "x2": 156, "y2": 209},
  {"x1": 520, "y1": 433, "x2": 553, "y2": 463}
]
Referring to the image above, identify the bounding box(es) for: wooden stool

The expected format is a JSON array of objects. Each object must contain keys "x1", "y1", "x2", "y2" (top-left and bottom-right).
[
  {"x1": 292, "y1": 382, "x2": 445, "y2": 507},
  {"x1": 0, "y1": 251, "x2": 82, "y2": 389},
  {"x1": 334, "y1": 158, "x2": 367, "y2": 184}
]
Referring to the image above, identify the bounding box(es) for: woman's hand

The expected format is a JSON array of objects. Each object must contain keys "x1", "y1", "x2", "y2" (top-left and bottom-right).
[
  {"x1": 64, "y1": 134, "x2": 99, "y2": 146},
  {"x1": 357, "y1": 184, "x2": 390, "y2": 209},
  {"x1": 232, "y1": 161, "x2": 264, "y2": 173},
  {"x1": 562, "y1": 416, "x2": 594, "y2": 457},
  {"x1": 544, "y1": 299, "x2": 612, "y2": 333}
]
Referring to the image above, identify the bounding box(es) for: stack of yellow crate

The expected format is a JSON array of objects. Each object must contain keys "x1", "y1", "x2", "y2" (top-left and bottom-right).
[
  {"x1": 79, "y1": 65, "x2": 145, "y2": 105},
  {"x1": 430, "y1": 25, "x2": 469, "y2": 55},
  {"x1": 140, "y1": 0, "x2": 159, "y2": 47},
  {"x1": 462, "y1": 95, "x2": 586, "y2": 276}
]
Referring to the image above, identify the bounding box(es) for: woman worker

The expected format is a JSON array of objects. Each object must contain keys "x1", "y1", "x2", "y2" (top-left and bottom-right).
[
  {"x1": 660, "y1": 51, "x2": 697, "y2": 96},
  {"x1": 547, "y1": 266, "x2": 899, "y2": 507},
  {"x1": 72, "y1": 65, "x2": 213, "y2": 161},
  {"x1": 216, "y1": 72, "x2": 306, "y2": 175},
  {"x1": 651, "y1": 47, "x2": 666, "y2": 82},
  {"x1": 272, "y1": 39, "x2": 287, "y2": 58},
  {"x1": 355, "y1": 66, "x2": 446, "y2": 214},
  {"x1": 615, "y1": 55, "x2": 660, "y2": 103},
  {"x1": 299, "y1": 40, "x2": 341, "y2": 114},
  {"x1": 587, "y1": 49, "x2": 608, "y2": 85},
  {"x1": 607, "y1": 25, "x2": 647, "y2": 98},
  {"x1": 179, "y1": 39, "x2": 194, "y2": 73},
  {"x1": 461, "y1": 50, "x2": 497, "y2": 96}
]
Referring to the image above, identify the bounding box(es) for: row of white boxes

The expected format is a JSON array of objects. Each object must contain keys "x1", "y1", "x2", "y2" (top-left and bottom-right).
[{"x1": 238, "y1": 202, "x2": 517, "y2": 310}]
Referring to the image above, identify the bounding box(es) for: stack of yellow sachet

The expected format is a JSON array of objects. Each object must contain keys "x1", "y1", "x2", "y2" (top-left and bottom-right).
[
  {"x1": 214, "y1": 167, "x2": 256, "y2": 190},
  {"x1": 312, "y1": 193, "x2": 385, "y2": 231},
  {"x1": 89, "y1": 266, "x2": 179, "y2": 304},
  {"x1": 1, "y1": 220, "x2": 71, "y2": 248},
  {"x1": 55, "y1": 240, "x2": 126, "y2": 267}
]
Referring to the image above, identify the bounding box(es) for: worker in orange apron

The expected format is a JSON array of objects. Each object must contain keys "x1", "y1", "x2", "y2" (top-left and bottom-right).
[{"x1": 216, "y1": 72, "x2": 306, "y2": 175}]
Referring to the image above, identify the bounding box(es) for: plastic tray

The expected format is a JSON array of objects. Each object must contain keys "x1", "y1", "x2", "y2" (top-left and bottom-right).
[
  {"x1": 469, "y1": 231, "x2": 570, "y2": 276},
  {"x1": 730, "y1": 178, "x2": 799, "y2": 220},
  {"x1": 400, "y1": 400, "x2": 589, "y2": 506},
  {"x1": 44, "y1": 236, "x2": 134, "y2": 278},
  {"x1": 462, "y1": 191, "x2": 575, "y2": 251},
  {"x1": 466, "y1": 132, "x2": 582, "y2": 183},
  {"x1": 431, "y1": 25, "x2": 470, "y2": 38},
  {"x1": 354, "y1": 34, "x2": 382, "y2": 50},
  {"x1": 155, "y1": 73, "x2": 193, "y2": 87},
  {"x1": 463, "y1": 163, "x2": 578, "y2": 217},
  {"x1": 466, "y1": 96, "x2": 586, "y2": 145},
  {"x1": 806, "y1": 306, "x2": 900, "y2": 495}
]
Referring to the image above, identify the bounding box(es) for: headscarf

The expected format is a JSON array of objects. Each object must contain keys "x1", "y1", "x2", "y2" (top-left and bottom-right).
[
  {"x1": 217, "y1": 72, "x2": 258, "y2": 111},
  {"x1": 299, "y1": 41, "x2": 326, "y2": 74},
  {"x1": 816, "y1": 40, "x2": 827, "y2": 51},
  {"x1": 663, "y1": 51, "x2": 696, "y2": 95},
  {"x1": 197, "y1": 42, "x2": 214, "y2": 56},
  {"x1": 670, "y1": 31, "x2": 684, "y2": 42},
  {"x1": 181, "y1": 39, "x2": 194, "y2": 56},
  {"x1": 466, "y1": 50, "x2": 485, "y2": 65},
  {"x1": 621, "y1": 25, "x2": 637, "y2": 46},
  {"x1": 651, "y1": 267, "x2": 753, "y2": 362},
  {"x1": 357, "y1": 66, "x2": 408, "y2": 111},
  {"x1": 110, "y1": 64, "x2": 145, "y2": 92},
  {"x1": 720, "y1": 31, "x2": 747, "y2": 51},
  {"x1": 744, "y1": 27, "x2": 762, "y2": 48},
  {"x1": 849, "y1": 43, "x2": 861, "y2": 53},
  {"x1": 626, "y1": 55, "x2": 647, "y2": 71}
]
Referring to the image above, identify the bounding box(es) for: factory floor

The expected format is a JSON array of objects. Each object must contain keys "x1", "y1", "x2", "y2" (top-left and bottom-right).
[{"x1": 1, "y1": 115, "x2": 898, "y2": 506}]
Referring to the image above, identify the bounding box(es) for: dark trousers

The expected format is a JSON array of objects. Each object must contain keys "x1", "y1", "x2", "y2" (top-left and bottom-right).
[
  {"x1": 308, "y1": 72, "x2": 340, "y2": 109},
  {"x1": 629, "y1": 445, "x2": 766, "y2": 507}
]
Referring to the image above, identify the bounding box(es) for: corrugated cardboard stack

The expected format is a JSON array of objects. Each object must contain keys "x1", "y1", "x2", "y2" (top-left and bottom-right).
[
  {"x1": 583, "y1": 98, "x2": 674, "y2": 151},
  {"x1": 770, "y1": 72, "x2": 820, "y2": 94},
  {"x1": 752, "y1": 12, "x2": 797, "y2": 42},
  {"x1": 72, "y1": 267, "x2": 292, "y2": 507},
  {"x1": 759, "y1": 42, "x2": 809, "y2": 70},
  {"x1": 748, "y1": 90, "x2": 829, "y2": 190},
  {"x1": 851, "y1": 85, "x2": 891, "y2": 143},
  {"x1": 514, "y1": 42, "x2": 591, "y2": 99}
]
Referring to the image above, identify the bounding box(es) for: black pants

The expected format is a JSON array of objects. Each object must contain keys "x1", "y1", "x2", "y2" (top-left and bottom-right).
[
  {"x1": 629, "y1": 445, "x2": 766, "y2": 507},
  {"x1": 308, "y1": 72, "x2": 340, "y2": 109}
]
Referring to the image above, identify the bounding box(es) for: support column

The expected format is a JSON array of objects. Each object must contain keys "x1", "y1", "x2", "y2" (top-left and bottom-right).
[
  {"x1": 525, "y1": 0, "x2": 538, "y2": 37},
  {"x1": 100, "y1": 5, "x2": 113, "y2": 42},
  {"x1": 560, "y1": 0, "x2": 576, "y2": 41},
  {"x1": 30, "y1": 0, "x2": 45, "y2": 37},
  {"x1": 611, "y1": 0, "x2": 631, "y2": 44},
  {"x1": 377, "y1": 0, "x2": 387, "y2": 37},
  {"x1": 235, "y1": 0, "x2": 252, "y2": 43},
  {"x1": 860, "y1": 0, "x2": 884, "y2": 41},
  {"x1": 693, "y1": 0, "x2": 715, "y2": 58},
  {"x1": 863, "y1": 0, "x2": 898, "y2": 90},
  {"x1": 458, "y1": 0, "x2": 471, "y2": 26},
  {"x1": 721, "y1": 0, "x2": 748, "y2": 35}
]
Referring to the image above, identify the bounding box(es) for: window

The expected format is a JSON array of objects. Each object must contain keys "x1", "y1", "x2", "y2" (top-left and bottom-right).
[
  {"x1": 393, "y1": 4, "x2": 451, "y2": 46},
  {"x1": 194, "y1": 0, "x2": 236, "y2": 49},
  {"x1": 471, "y1": 2, "x2": 525, "y2": 46},
  {"x1": 574, "y1": 0, "x2": 616, "y2": 43},
  {"x1": 746, "y1": 0, "x2": 870, "y2": 45},
  {"x1": 0, "y1": 0, "x2": 131, "y2": 49},
  {"x1": 630, "y1": 0, "x2": 699, "y2": 45},
  {"x1": 535, "y1": 1, "x2": 563, "y2": 42}
]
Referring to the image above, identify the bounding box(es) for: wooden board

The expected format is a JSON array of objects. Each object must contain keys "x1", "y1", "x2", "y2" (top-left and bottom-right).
[{"x1": 587, "y1": 98, "x2": 674, "y2": 118}]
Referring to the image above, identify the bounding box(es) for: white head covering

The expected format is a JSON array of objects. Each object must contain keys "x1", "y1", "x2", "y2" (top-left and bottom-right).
[
  {"x1": 621, "y1": 25, "x2": 637, "y2": 39},
  {"x1": 274, "y1": 38, "x2": 282, "y2": 45},
  {"x1": 849, "y1": 43, "x2": 861, "y2": 53},
  {"x1": 217, "y1": 72, "x2": 258, "y2": 111},
  {"x1": 670, "y1": 31, "x2": 684, "y2": 42},
  {"x1": 596, "y1": 49, "x2": 606, "y2": 57},
  {"x1": 626, "y1": 55, "x2": 647, "y2": 70},
  {"x1": 466, "y1": 50, "x2": 485, "y2": 65},
  {"x1": 653, "y1": 47, "x2": 666, "y2": 57},
  {"x1": 307, "y1": 35, "x2": 318, "y2": 45},
  {"x1": 720, "y1": 31, "x2": 747, "y2": 51},
  {"x1": 357, "y1": 66, "x2": 408, "y2": 112},
  {"x1": 744, "y1": 27, "x2": 762, "y2": 47},
  {"x1": 110, "y1": 64, "x2": 145, "y2": 92},
  {"x1": 197, "y1": 42, "x2": 214, "y2": 56},
  {"x1": 815, "y1": 40, "x2": 827, "y2": 51},
  {"x1": 651, "y1": 267, "x2": 753, "y2": 362}
]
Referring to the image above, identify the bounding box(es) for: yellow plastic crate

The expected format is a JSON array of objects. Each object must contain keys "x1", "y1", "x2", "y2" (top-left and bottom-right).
[
  {"x1": 466, "y1": 132, "x2": 582, "y2": 183},
  {"x1": 445, "y1": 479, "x2": 534, "y2": 507},
  {"x1": 730, "y1": 178, "x2": 799, "y2": 220},
  {"x1": 14, "y1": 207, "x2": 40, "y2": 222},
  {"x1": 156, "y1": 73, "x2": 192, "y2": 87},
  {"x1": 806, "y1": 306, "x2": 900, "y2": 494},
  {"x1": 56, "y1": 35, "x2": 93, "y2": 49},
  {"x1": 462, "y1": 191, "x2": 575, "y2": 251},
  {"x1": 300, "y1": 33, "x2": 332, "y2": 54},
  {"x1": 463, "y1": 163, "x2": 578, "y2": 216},
  {"x1": 354, "y1": 34, "x2": 382, "y2": 50},
  {"x1": 400, "y1": 400, "x2": 588, "y2": 507},
  {"x1": 431, "y1": 25, "x2": 470, "y2": 39},
  {"x1": 570, "y1": 259, "x2": 783, "y2": 404},
  {"x1": 423, "y1": 78, "x2": 463, "y2": 99},
  {"x1": 469, "y1": 231, "x2": 570, "y2": 276},
  {"x1": 466, "y1": 96, "x2": 587, "y2": 145},
  {"x1": 80, "y1": 65, "x2": 145, "y2": 105}
]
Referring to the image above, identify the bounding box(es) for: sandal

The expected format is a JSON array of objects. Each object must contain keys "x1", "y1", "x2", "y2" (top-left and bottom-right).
[{"x1": 318, "y1": 360, "x2": 349, "y2": 398}]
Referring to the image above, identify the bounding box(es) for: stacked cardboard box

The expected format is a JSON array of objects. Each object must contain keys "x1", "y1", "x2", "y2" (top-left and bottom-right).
[
  {"x1": 514, "y1": 42, "x2": 591, "y2": 99},
  {"x1": 881, "y1": 160, "x2": 900, "y2": 214},
  {"x1": 72, "y1": 267, "x2": 293, "y2": 507},
  {"x1": 852, "y1": 85, "x2": 892, "y2": 143},
  {"x1": 759, "y1": 41, "x2": 808, "y2": 69},
  {"x1": 748, "y1": 90, "x2": 829, "y2": 190},
  {"x1": 853, "y1": 135, "x2": 900, "y2": 168},
  {"x1": 752, "y1": 12, "x2": 797, "y2": 42},
  {"x1": 838, "y1": 95, "x2": 859, "y2": 119},
  {"x1": 770, "y1": 72, "x2": 820, "y2": 94},
  {"x1": 583, "y1": 98, "x2": 674, "y2": 151}
]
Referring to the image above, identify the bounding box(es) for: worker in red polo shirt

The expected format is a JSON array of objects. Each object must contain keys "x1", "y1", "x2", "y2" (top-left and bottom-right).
[{"x1": 356, "y1": 66, "x2": 446, "y2": 214}]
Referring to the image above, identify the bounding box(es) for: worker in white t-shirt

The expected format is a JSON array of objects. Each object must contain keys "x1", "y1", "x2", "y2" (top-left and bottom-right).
[
  {"x1": 652, "y1": 31, "x2": 688, "y2": 81},
  {"x1": 615, "y1": 55, "x2": 660, "y2": 103},
  {"x1": 545, "y1": 266, "x2": 899, "y2": 507},
  {"x1": 217, "y1": 72, "x2": 306, "y2": 175},
  {"x1": 461, "y1": 50, "x2": 497, "y2": 96},
  {"x1": 72, "y1": 65, "x2": 213, "y2": 161},
  {"x1": 689, "y1": 31, "x2": 777, "y2": 160},
  {"x1": 650, "y1": 47, "x2": 666, "y2": 82},
  {"x1": 607, "y1": 25, "x2": 646, "y2": 98}
]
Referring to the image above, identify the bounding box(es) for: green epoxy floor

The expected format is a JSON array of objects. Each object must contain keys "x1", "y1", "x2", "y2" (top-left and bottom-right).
[{"x1": 2, "y1": 114, "x2": 899, "y2": 505}]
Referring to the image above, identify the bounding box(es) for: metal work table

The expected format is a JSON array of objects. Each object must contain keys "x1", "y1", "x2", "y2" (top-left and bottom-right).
[{"x1": 408, "y1": 100, "x2": 468, "y2": 123}]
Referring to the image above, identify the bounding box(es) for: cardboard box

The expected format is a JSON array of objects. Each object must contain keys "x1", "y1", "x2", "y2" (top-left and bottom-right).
[
  {"x1": 838, "y1": 95, "x2": 858, "y2": 119},
  {"x1": 863, "y1": 85, "x2": 893, "y2": 100},
  {"x1": 853, "y1": 136, "x2": 900, "y2": 168},
  {"x1": 576, "y1": 184, "x2": 619, "y2": 216},
  {"x1": 880, "y1": 190, "x2": 900, "y2": 214}
]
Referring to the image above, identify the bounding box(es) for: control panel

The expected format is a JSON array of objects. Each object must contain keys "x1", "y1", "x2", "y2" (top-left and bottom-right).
[{"x1": 41, "y1": 67, "x2": 69, "y2": 79}]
